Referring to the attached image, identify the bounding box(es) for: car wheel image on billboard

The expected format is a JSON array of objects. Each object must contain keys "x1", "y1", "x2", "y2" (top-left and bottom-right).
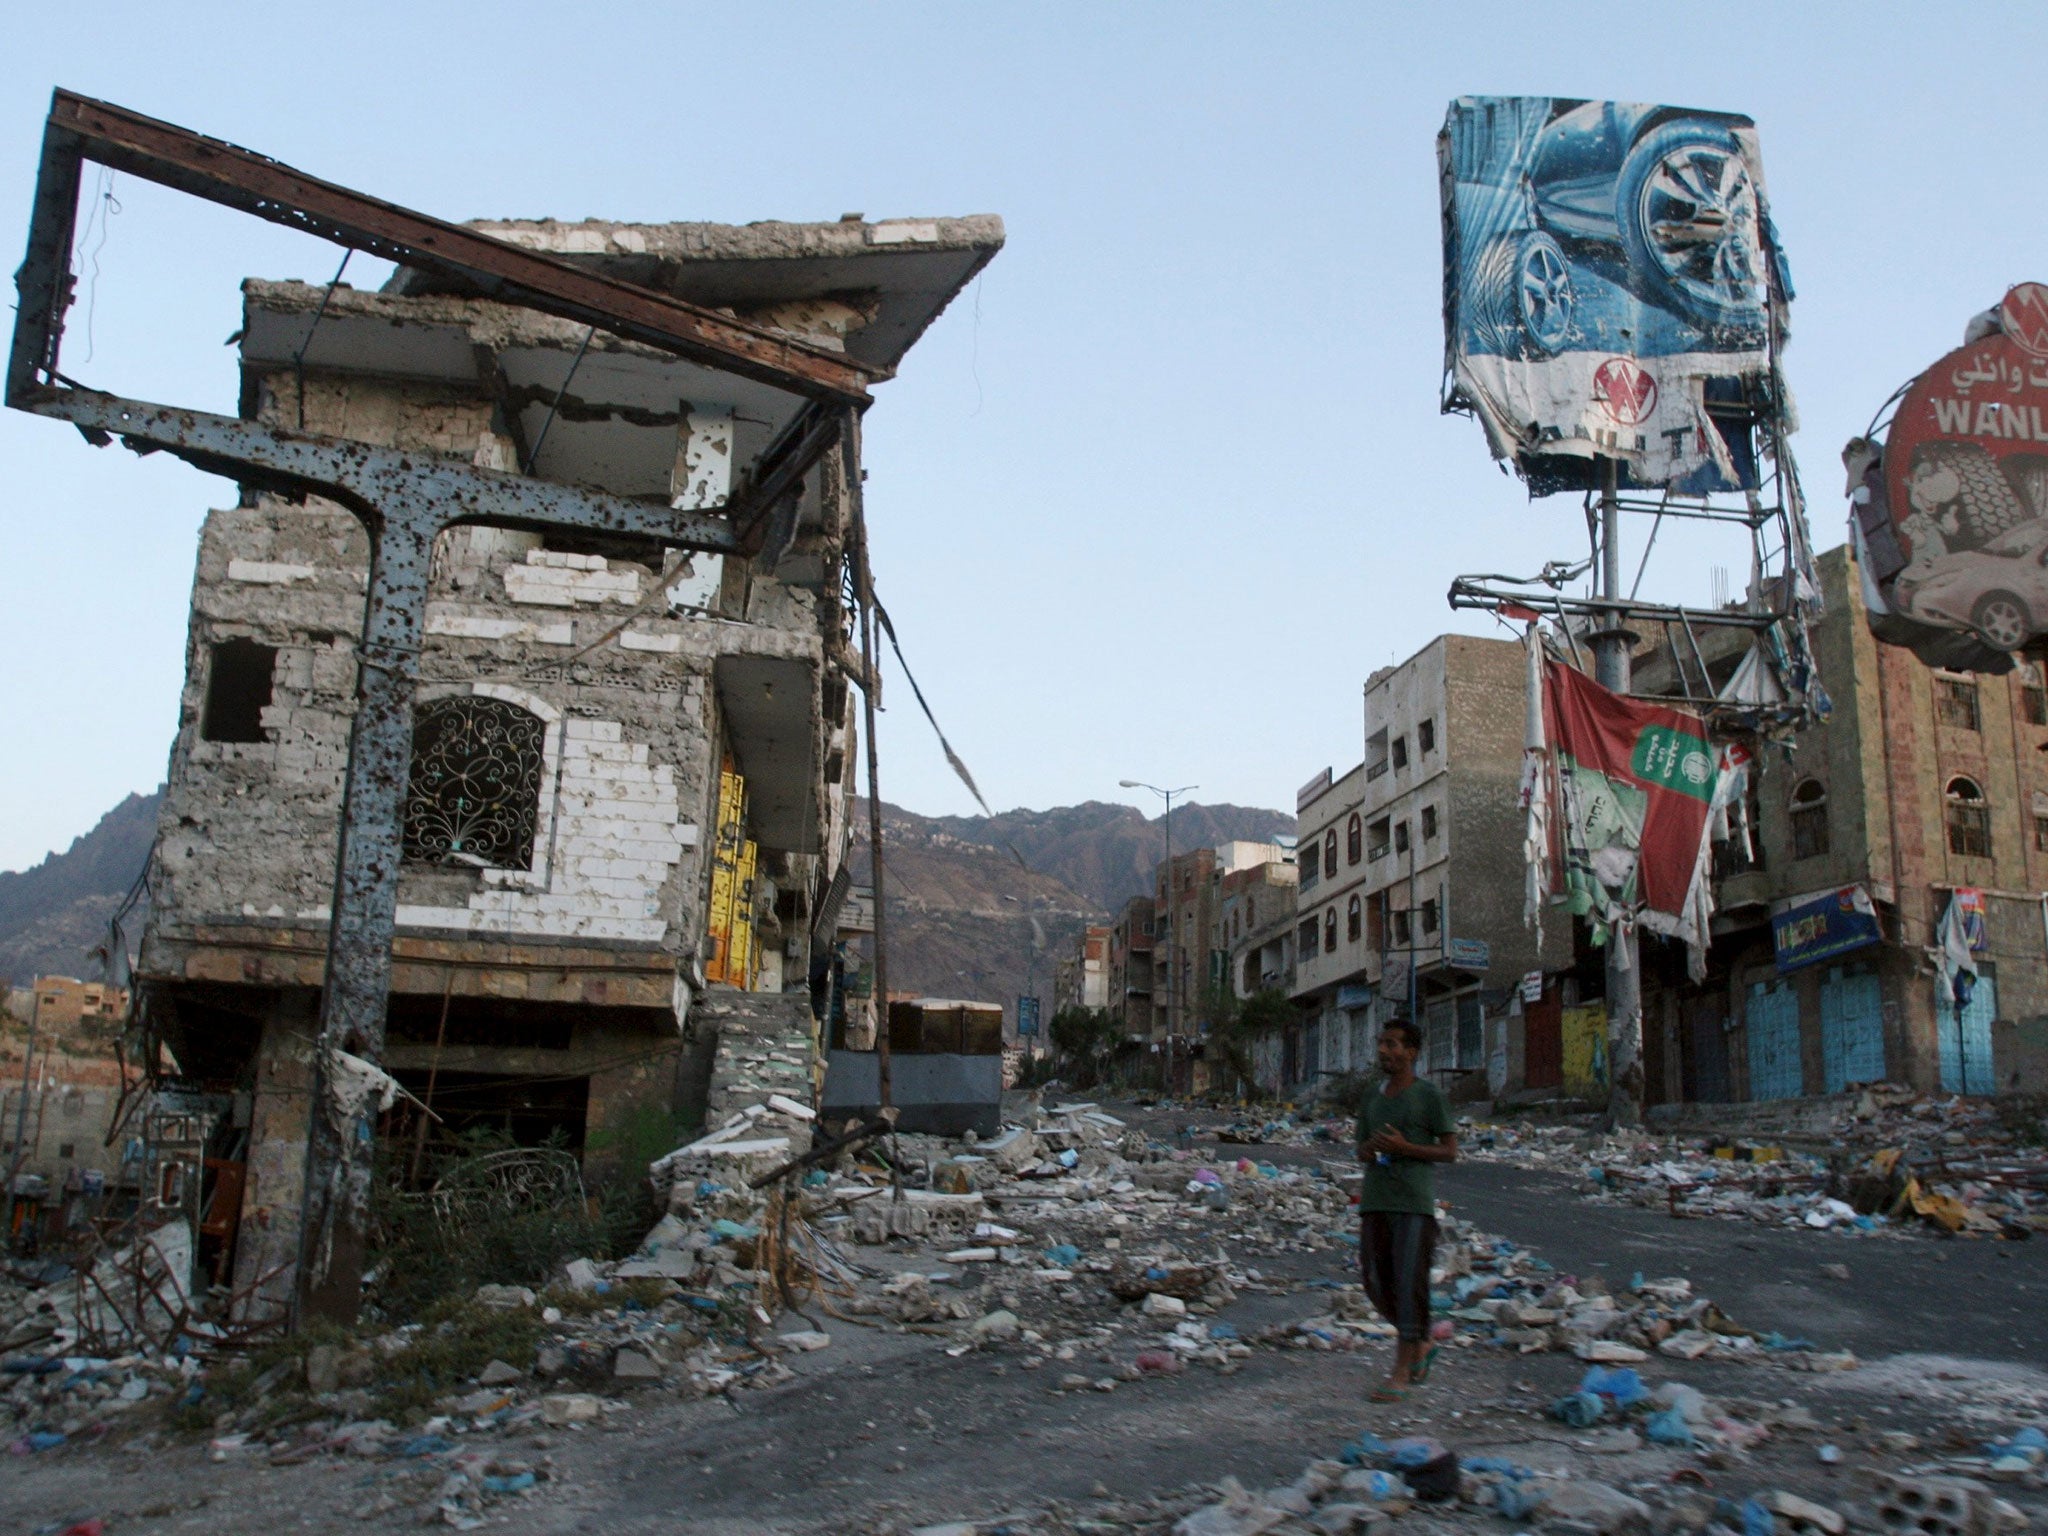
[
  {"x1": 1850, "y1": 282, "x2": 2048, "y2": 670},
  {"x1": 1614, "y1": 118, "x2": 1766, "y2": 334},
  {"x1": 1439, "y1": 97, "x2": 1791, "y2": 498}
]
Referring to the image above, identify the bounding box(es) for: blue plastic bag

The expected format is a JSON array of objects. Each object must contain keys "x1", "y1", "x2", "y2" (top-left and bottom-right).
[
  {"x1": 1646, "y1": 1407, "x2": 1697, "y2": 1447},
  {"x1": 1579, "y1": 1365, "x2": 1647, "y2": 1407},
  {"x1": 1496, "y1": 1480, "x2": 1545, "y2": 1521},
  {"x1": 1551, "y1": 1391, "x2": 1606, "y2": 1427},
  {"x1": 1338, "y1": 1432, "x2": 1390, "y2": 1466}
]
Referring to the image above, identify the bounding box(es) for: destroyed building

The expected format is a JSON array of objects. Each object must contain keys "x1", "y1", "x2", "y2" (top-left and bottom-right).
[{"x1": 128, "y1": 214, "x2": 1001, "y2": 1310}]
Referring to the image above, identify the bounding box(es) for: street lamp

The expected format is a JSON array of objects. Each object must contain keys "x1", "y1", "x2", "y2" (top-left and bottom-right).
[{"x1": 1121, "y1": 779, "x2": 1197, "y2": 1095}]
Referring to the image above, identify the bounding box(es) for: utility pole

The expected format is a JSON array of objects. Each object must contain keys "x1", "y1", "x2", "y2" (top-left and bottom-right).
[
  {"x1": 1593, "y1": 458, "x2": 1643, "y2": 1127},
  {"x1": 1122, "y1": 780, "x2": 1195, "y2": 1095}
]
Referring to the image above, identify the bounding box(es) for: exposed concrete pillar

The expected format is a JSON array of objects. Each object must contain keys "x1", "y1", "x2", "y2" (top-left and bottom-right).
[{"x1": 230, "y1": 990, "x2": 318, "y2": 1329}]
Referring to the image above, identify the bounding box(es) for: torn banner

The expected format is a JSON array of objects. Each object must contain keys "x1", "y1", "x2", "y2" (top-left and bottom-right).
[
  {"x1": 1538, "y1": 659, "x2": 1719, "y2": 966},
  {"x1": 1439, "y1": 97, "x2": 1790, "y2": 496}
]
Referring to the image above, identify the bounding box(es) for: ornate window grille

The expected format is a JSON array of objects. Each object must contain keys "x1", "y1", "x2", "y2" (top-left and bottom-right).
[{"x1": 402, "y1": 696, "x2": 548, "y2": 870}]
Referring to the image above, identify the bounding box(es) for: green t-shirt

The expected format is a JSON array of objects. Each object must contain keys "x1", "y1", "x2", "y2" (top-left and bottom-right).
[{"x1": 1356, "y1": 1079, "x2": 1455, "y2": 1215}]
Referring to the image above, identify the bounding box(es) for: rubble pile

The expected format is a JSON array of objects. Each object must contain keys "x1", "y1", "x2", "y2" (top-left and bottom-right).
[
  {"x1": 1143, "y1": 1425, "x2": 2038, "y2": 1536},
  {"x1": 1466, "y1": 1090, "x2": 2047, "y2": 1240},
  {"x1": 2, "y1": 1083, "x2": 1856, "y2": 1475},
  {"x1": 619, "y1": 1094, "x2": 1855, "y2": 1383},
  {"x1": 898, "y1": 1383, "x2": 2044, "y2": 1536}
]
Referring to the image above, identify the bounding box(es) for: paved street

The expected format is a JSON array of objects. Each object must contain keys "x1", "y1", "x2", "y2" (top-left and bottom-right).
[{"x1": 1445, "y1": 1159, "x2": 2048, "y2": 1369}]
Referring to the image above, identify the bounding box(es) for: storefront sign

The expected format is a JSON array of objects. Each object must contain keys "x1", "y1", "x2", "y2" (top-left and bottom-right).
[
  {"x1": 1448, "y1": 937, "x2": 1492, "y2": 972},
  {"x1": 1770, "y1": 884, "x2": 1881, "y2": 973}
]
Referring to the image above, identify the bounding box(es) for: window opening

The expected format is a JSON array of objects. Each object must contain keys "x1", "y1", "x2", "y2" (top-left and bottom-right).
[
  {"x1": 1421, "y1": 804, "x2": 1439, "y2": 841},
  {"x1": 1297, "y1": 917, "x2": 1319, "y2": 958},
  {"x1": 1946, "y1": 776, "x2": 1991, "y2": 858},
  {"x1": 1394, "y1": 820, "x2": 1410, "y2": 854},
  {"x1": 1391, "y1": 735, "x2": 1409, "y2": 770},
  {"x1": 1323, "y1": 828, "x2": 1338, "y2": 872},
  {"x1": 1935, "y1": 675, "x2": 1981, "y2": 732},
  {"x1": 200, "y1": 638, "x2": 276, "y2": 743},
  {"x1": 1347, "y1": 894, "x2": 1362, "y2": 942},
  {"x1": 2023, "y1": 663, "x2": 2048, "y2": 727},
  {"x1": 1421, "y1": 898, "x2": 1440, "y2": 935},
  {"x1": 1323, "y1": 906, "x2": 1338, "y2": 951},
  {"x1": 1347, "y1": 813, "x2": 1363, "y2": 865},
  {"x1": 1418, "y1": 718, "x2": 1436, "y2": 754},
  {"x1": 1791, "y1": 778, "x2": 1829, "y2": 860},
  {"x1": 1367, "y1": 816, "x2": 1391, "y2": 860}
]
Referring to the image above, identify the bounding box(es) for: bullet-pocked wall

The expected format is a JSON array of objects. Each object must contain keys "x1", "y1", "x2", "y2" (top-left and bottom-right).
[{"x1": 137, "y1": 281, "x2": 842, "y2": 1269}]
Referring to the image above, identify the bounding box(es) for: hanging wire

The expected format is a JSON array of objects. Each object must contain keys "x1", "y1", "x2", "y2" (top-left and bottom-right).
[
  {"x1": 522, "y1": 325, "x2": 597, "y2": 475},
  {"x1": 76, "y1": 167, "x2": 121, "y2": 366},
  {"x1": 293, "y1": 249, "x2": 355, "y2": 430}
]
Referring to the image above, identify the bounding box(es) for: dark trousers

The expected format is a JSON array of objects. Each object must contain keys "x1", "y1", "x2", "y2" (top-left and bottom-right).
[{"x1": 1360, "y1": 1210, "x2": 1436, "y2": 1343}]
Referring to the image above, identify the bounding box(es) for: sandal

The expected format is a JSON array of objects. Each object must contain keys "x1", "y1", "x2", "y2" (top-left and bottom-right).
[
  {"x1": 1412, "y1": 1345, "x2": 1442, "y2": 1384},
  {"x1": 1370, "y1": 1383, "x2": 1412, "y2": 1403}
]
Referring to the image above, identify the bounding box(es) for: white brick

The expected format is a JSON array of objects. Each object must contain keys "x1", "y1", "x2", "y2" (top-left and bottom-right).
[
  {"x1": 564, "y1": 719, "x2": 622, "y2": 742},
  {"x1": 395, "y1": 904, "x2": 480, "y2": 932},
  {"x1": 619, "y1": 628, "x2": 682, "y2": 654},
  {"x1": 614, "y1": 839, "x2": 683, "y2": 863},
  {"x1": 227, "y1": 558, "x2": 317, "y2": 585},
  {"x1": 503, "y1": 569, "x2": 576, "y2": 606},
  {"x1": 426, "y1": 613, "x2": 522, "y2": 640},
  {"x1": 471, "y1": 684, "x2": 561, "y2": 721}
]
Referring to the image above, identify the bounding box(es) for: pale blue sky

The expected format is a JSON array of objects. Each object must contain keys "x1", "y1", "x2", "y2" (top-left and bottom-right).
[{"x1": 3, "y1": 2, "x2": 2043, "y2": 870}]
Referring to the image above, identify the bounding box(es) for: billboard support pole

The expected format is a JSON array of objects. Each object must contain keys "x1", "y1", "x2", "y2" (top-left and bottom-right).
[{"x1": 1593, "y1": 457, "x2": 1645, "y2": 1127}]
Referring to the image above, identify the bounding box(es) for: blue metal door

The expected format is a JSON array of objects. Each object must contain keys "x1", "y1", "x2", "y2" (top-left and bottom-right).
[
  {"x1": 1937, "y1": 968, "x2": 1996, "y2": 1094},
  {"x1": 1746, "y1": 980, "x2": 1803, "y2": 1100},
  {"x1": 1819, "y1": 964, "x2": 1885, "y2": 1092}
]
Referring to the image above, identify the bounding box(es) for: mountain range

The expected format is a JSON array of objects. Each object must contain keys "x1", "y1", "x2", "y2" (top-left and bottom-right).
[
  {"x1": 0, "y1": 792, "x2": 1293, "y2": 1019},
  {"x1": 0, "y1": 790, "x2": 161, "y2": 989}
]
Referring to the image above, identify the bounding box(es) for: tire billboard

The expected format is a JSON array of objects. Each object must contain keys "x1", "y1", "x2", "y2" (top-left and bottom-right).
[
  {"x1": 1849, "y1": 283, "x2": 2048, "y2": 670},
  {"x1": 1439, "y1": 97, "x2": 1793, "y2": 497}
]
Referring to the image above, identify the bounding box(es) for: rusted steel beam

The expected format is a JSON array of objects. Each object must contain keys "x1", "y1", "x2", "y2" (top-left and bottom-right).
[
  {"x1": 31, "y1": 391, "x2": 742, "y2": 552},
  {"x1": 13, "y1": 90, "x2": 878, "y2": 408},
  {"x1": 731, "y1": 402, "x2": 848, "y2": 555},
  {"x1": 5, "y1": 121, "x2": 82, "y2": 403}
]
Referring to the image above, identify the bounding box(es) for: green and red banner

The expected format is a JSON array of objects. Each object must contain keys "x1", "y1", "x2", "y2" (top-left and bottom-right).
[{"x1": 1541, "y1": 660, "x2": 1717, "y2": 935}]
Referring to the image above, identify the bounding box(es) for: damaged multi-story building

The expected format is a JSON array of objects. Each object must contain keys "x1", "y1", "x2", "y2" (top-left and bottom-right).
[{"x1": 125, "y1": 214, "x2": 1000, "y2": 1313}]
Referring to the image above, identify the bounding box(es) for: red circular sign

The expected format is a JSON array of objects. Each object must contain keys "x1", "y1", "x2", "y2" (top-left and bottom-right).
[
  {"x1": 1593, "y1": 357, "x2": 1658, "y2": 425},
  {"x1": 2003, "y1": 283, "x2": 2048, "y2": 358}
]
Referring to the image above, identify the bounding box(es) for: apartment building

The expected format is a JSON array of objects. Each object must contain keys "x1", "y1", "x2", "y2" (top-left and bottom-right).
[
  {"x1": 1106, "y1": 896, "x2": 1156, "y2": 1040},
  {"x1": 1625, "y1": 546, "x2": 2048, "y2": 1103},
  {"x1": 1359, "y1": 634, "x2": 1539, "y2": 1093},
  {"x1": 1286, "y1": 764, "x2": 1373, "y2": 1088},
  {"x1": 1218, "y1": 859, "x2": 1299, "y2": 1001},
  {"x1": 1054, "y1": 925, "x2": 1112, "y2": 1015}
]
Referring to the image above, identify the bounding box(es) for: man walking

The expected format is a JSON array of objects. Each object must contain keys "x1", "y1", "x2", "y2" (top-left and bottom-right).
[{"x1": 1357, "y1": 1018, "x2": 1457, "y2": 1401}]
